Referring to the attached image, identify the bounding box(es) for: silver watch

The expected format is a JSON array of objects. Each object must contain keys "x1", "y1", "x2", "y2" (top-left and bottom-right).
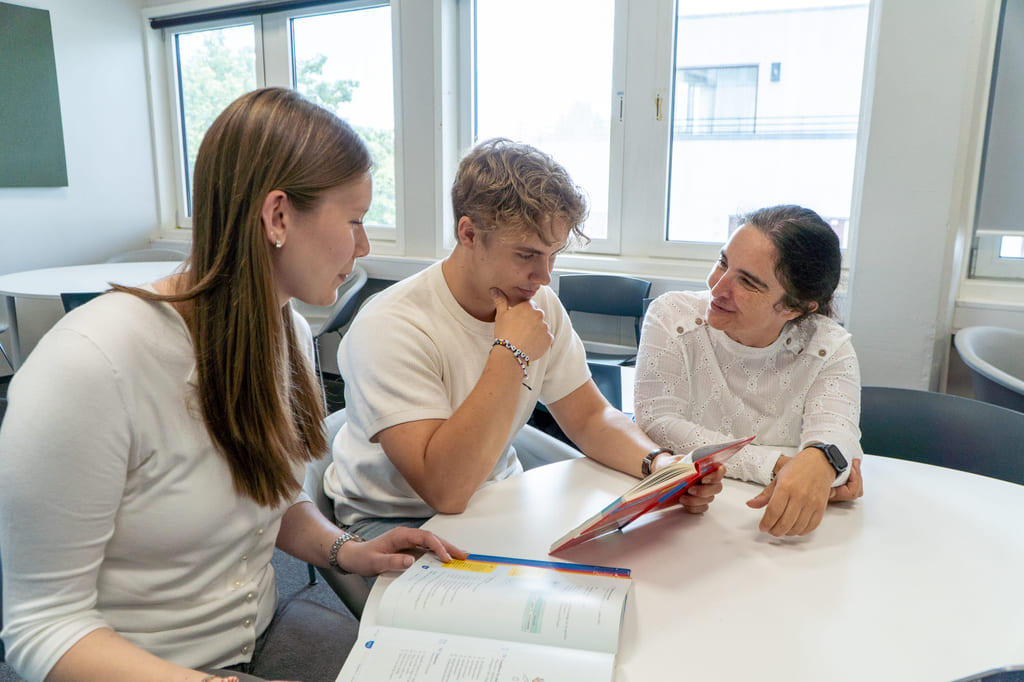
[{"x1": 327, "y1": 529, "x2": 363, "y2": 573}]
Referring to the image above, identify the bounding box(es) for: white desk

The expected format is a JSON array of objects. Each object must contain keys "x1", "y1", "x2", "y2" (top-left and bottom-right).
[
  {"x1": 360, "y1": 456, "x2": 1024, "y2": 682},
  {"x1": 0, "y1": 261, "x2": 183, "y2": 369}
]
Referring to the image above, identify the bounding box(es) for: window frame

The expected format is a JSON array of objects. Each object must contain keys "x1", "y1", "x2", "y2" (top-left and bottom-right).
[
  {"x1": 156, "y1": 0, "x2": 400, "y2": 245},
  {"x1": 457, "y1": 0, "x2": 625, "y2": 255},
  {"x1": 164, "y1": 13, "x2": 265, "y2": 229},
  {"x1": 148, "y1": 0, "x2": 870, "y2": 279}
]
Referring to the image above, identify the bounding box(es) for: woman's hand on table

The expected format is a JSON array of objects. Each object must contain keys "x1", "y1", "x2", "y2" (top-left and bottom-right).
[
  {"x1": 337, "y1": 526, "x2": 468, "y2": 576},
  {"x1": 745, "y1": 448, "x2": 838, "y2": 536}
]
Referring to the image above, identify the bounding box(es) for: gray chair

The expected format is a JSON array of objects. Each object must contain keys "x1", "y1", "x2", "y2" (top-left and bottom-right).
[
  {"x1": 312, "y1": 265, "x2": 368, "y2": 383},
  {"x1": 303, "y1": 409, "x2": 372, "y2": 619},
  {"x1": 306, "y1": 408, "x2": 582, "y2": 617},
  {"x1": 1, "y1": 545, "x2": 4, "y2": 662},
  {"x1": 105, "y1": 248, "x2": 186, "y2": 263},
  {"x1": 953, "y1": 326, "x2": 1024, "y2": 412},
  {"x1": 860, "y1": 386, "x2": 1024, "y2": 485},
  {"x1": 0, "y1": 322, "x2": 11, "y2": 371}
]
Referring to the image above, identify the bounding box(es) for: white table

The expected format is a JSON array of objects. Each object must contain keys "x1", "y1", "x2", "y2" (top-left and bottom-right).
[
  {"x1": 360, "y1": 455, "x2": 1024, "y2": 682},
  {"x1": 0, "y1": 261, "x2": 183, "y2": 368}
]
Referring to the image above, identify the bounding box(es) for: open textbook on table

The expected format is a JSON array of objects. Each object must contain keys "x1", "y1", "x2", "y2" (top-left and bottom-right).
[
  {"x1": 336, "y1": 554, "x2": 632, "y2": 682},
  {"x1": 550, "y1": 435, "x2": 755, "y2": 554}
]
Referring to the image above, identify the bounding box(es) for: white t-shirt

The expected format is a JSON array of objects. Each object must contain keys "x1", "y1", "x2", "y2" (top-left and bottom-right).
[
  {"x1": 325, "y1": 261, "x2": 589, "y2": 525},
  {"x1": 0, "y1": 292, "x2": 310, "y2": 681},
  {"x1": 634, "y1": 290, "x2": 862, "y2": 486}
]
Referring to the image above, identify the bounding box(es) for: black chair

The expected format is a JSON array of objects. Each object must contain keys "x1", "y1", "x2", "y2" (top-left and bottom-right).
[
  {"x1": 954, "y1": 326, "x2": 1024, "y2": 413},
  {"x1": 557, "y1": 274, "x2": 651, "y2": 407},
  {"x1": 60, "y1": 291, "x2": 103, "y2": 313},
  {"x1": 557, "y1": 273, "x2": 652, "y2": 365},
  {"x1": 860, "y1": 386, "x2": 1024, "y2": 485}
]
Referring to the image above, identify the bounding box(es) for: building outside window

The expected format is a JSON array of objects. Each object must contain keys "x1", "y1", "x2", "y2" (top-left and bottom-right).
[{"x1": 667, "y1": 2, "x2": 869, "y2": 247}]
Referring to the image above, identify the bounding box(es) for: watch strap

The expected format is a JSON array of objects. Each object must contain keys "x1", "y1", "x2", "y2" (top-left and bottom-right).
[
  {"x1": 327, "y1": 529, "x2": 363, "y2": 573},
  {"x1": 642, "y1": 448, "x2": 674, "y2": 477}
]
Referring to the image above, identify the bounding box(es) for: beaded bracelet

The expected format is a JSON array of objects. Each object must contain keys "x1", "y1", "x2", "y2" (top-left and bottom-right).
[{"x1": 492, "y1": 338, "x2": 532, "y2": 390}]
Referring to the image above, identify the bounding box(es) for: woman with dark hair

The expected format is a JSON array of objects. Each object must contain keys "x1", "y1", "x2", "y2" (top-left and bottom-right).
[
  {"x1": 635, "y1": 205, "x2": 864, "y2": 538},
  {"x1": 0, "y1": 88, "x2": 462, "y2": 682}
]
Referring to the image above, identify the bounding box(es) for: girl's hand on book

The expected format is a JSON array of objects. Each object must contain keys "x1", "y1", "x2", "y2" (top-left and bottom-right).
[
  {"x1": 340, "y1": 527, "x2": 468, "y2": 575},
  {"x1": 677, "y1": 463, "x2": 725, "y2": 514}
]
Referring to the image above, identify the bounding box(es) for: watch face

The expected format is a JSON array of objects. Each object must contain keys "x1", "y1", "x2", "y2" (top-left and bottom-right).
[{"x1": 819, "y1": 444, "x2": 848, "y2": 473}]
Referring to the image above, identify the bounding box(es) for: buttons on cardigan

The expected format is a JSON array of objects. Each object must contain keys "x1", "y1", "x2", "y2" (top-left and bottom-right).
[
  {"x1": 256, "y1": 528, "x2": 265, "y2": 536},
  {"x1": 695, "y1": 317, "x2": 704, "y2": 325},
  {"x1": 241, "y1": 554, "x2": 248, "y2": 562},
  {"x1": 242, "y1": 618, "x2": 253, "y2": 628},
  {"x1": 676, "y1": 326, "x2": 685, "y2": 334},
  {"x1": 233, "y1": 580, "x2": 242, "y2": 589},
  {"x1": 818, "y1": 349, "x2": 826, "y2": 357},
  {"x1": 785, "y1": 337, "x2": 792, "y2": 345},
  {"x1": 241, "y1": 644, "x2": 251, "y2": 655},
  {"x1": 245, "y1": 591, "x2": 256, "y2": 602}
]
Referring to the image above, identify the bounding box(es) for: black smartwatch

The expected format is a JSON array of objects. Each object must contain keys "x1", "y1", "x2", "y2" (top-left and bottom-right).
[{"x1": 808, "y1": 443, "x2": 848, "y2": 477}]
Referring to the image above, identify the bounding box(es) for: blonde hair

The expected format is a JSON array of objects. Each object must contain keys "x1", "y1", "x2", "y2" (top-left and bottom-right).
[
  {"x1": 451, "y1": 138, "x2": 589, "y2": 245},
  {"x1": 117, "y1": 88, "x2": 371, "y2": 506}
]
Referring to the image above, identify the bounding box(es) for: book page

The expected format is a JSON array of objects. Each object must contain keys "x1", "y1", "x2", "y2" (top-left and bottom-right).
[
  {"x1": 336, "y1": 626, "x2": 615, "y2": 682},
  {"x1": 375, "y1": 555, "x2": 631, "y2": 654},
  {"x1": 623, "y1": 455, "x2": 696, "y2": 500}
]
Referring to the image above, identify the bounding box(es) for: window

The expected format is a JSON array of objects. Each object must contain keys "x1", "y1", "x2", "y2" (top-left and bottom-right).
[
  {"x1": 970, "y1": 0, "x2": 1024, "y2": 280},
  {"x1": 159, "y1": 1, "x2": 395, "y2": 238},
  {"x1": 173, "y1": 22, "x2": 258, "y2": 213},
  {"x1": 666, "y1": 2, "x2": 869, "y2": 248},
  {"x1": 469, "y1": 0, "x2": 616, "y2": 245},
  {"x1": 152, "y1": 0, "x2": 871, "y2": 273},
  {"x1": 291, "y1": 6, "x2": 396, "y2": 229},
  {"x1": 463, "y1": 0, "x2": 869, "y2": 265}
]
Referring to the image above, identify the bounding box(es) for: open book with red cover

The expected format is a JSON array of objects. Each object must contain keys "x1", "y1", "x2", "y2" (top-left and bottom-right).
[{"x1": 549, "y1": 436, "x2": 755, "y2": 554}]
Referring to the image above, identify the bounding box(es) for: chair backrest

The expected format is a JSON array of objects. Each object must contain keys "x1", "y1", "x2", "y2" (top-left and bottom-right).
[
  {"x1": 953, "y1": 326, "x2": 1024, "y2": 412},
  {"x1": 860, "y1": 386, "x2": 1024, "y2": 485},
  {"x1": 302, "y1": 408, "x2": 370, "y2": 618},
  {"x1": 105, "y1": 248, "x2": 186, "y2": 263},
  {"x1": 557, "y1": 274, "x2": 652, "y2": 346},
  {"x1": 60, "y1": 291, "x2": 103, "y2": 313},
  {"x1": 588, "y1": 361, "x2": 624, "y2": 411},
  {"x1": 0, "y1": 321, "x2": 11, "y2": 371},
  {"x1": 314, "y1": 265, "x2": 369, "y2": 339}
]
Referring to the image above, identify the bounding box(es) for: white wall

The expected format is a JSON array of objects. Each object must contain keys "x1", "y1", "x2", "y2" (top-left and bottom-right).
[
  {"x1": 0, "y1": 0, "x2": 158, "y2": 356},
  {"x1": 846, "y1": 0, "x2": 996, "y2": 390}
]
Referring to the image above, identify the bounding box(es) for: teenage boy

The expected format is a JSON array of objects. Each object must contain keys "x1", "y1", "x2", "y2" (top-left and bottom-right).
[{"x1": 324, "y1": 138, "x2": 724, "y2": 537}]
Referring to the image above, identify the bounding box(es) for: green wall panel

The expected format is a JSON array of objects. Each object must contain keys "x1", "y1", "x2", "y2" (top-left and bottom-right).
[{"x1": 0, "y1": 2, "x2": 68, "y2": 187}]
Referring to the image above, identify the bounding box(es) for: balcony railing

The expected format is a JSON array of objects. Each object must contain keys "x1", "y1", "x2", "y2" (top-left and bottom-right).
[{"x1": 674, "y1": 114, "x2": 858, "y2": 138}]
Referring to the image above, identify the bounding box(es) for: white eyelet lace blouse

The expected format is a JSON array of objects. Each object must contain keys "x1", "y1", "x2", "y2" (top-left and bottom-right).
[{"x1": 633, "y1": 290, "x2": 862, "y2": 487}]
